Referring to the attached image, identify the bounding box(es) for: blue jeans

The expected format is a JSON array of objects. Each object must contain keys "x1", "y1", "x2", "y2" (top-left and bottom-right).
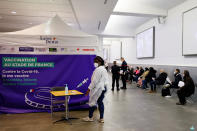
[
  {"x1": 89, "y1": 88, "x2": 106, "y2": 119},
  {"x1": 133, "y1": 76, "x2": 139, "y2": 83},
  {"x1": 150, "y1": 80, "x2": 156, "y2": 91},
  {"x1": 142, "y1": 80, "x2": 147, "y2": 89}
]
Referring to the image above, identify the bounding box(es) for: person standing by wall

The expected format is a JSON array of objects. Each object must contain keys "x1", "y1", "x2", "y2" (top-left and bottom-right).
[
  {"x1": 120, "y1": 57, "x2": 127, "y2": 89},
  {"x1": 111, "y1": 61, "x2": 120, "y2": 91}
]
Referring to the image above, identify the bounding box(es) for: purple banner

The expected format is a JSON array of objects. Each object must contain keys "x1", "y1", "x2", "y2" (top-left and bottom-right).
[{"x1": 0, "y1": 54, "x2": 95, "y2": 113}]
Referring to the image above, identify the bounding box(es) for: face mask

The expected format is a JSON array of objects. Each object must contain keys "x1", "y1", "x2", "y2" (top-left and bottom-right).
[{"x1": 94, "y1": 63, "x2": 99, "y2": 68}]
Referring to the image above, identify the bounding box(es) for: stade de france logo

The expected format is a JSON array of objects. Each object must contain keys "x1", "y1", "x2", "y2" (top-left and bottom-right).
[{"x1": 40, "y1": 36, "x2": 58, "y2": 44}]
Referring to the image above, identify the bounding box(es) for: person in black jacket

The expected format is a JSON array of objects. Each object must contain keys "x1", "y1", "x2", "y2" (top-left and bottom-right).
[
  {"x1": 150, "y1": 69, "x2": 167, "y2": 93},
  {"x1": 128, "y1": 66, "x2": 134, "y2": 84},
  {"x1": 176, "y1": 70, "x2": 195, "y2": 105},
  {"x1": 139, "y1": 67, "x2": 144, "y2": 76},
  {"x1": 171, "y1": 69, "x2": 182, "y2": 89},
  {"x1": 111, "y1": 61, "x2": 120, "y2": 91},
  {"x1": 142, "y1": 67, "x2": 156, "y2": 90},
  {"x1": 120, "y1": 57, "x2": 127, "y2": 89}
]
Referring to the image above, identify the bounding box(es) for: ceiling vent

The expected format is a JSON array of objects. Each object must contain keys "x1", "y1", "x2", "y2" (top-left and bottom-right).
[{"x1": 158, "y1": 16, "x2": 166, "y2": 24}]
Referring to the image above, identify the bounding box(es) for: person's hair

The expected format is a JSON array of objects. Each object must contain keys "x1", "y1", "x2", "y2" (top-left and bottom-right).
[
  {"x1": 145, "y1": 67, "x2": 149, "y2": 71},
  {"x1": 113, "y1": 61, "x2": 117, "y2": 65},
  {"x1": 136, "y1": 67, "x2": 139, "y2": 70},
  {"x1": 149, "y1": 67, "x2": 154, "y2": 71},
  {"x1": 176, "y1": 69, "x2": 180, "y2": 73},
  {"x1": 140, "y1": 67, "x2": 143, "y2": 69},
  {"x1": 94, "y1": 56, "x2": 104, "y2": 66},
  {"x1": 149, "y1": 67, "x2": 156, "y2": 73},
  {"x1": 183, "y1": 70, "x2": 190, "y2": 82}
]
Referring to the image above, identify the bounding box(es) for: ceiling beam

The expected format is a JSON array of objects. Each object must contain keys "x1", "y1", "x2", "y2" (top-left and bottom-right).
[
  {"x1": 98, "y1": 34, "x2": 135, "y2": 38},
  {"x1": 112, "y1": 11, "x2": 165, "y2": 17},
  {"x1": 114, "y1": 5, "x2": 167, "y2": 17}
]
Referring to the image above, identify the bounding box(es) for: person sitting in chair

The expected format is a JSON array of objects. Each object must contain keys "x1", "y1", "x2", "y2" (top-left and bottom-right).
[
  {"x1": 137, "y1": 67, "x2": 149, "y2": 88},
  {"x1": 176, "y1": 70, "x2": 195, "y2": 105},
  {"x1": 150, "y1": 69, "x2": 168, "y2": 93},
  {"x1": 142, "y1": 67, "x2": 156, "y2": 90},
  {"x1": 171, "y1": 69, "x2": 182, "y2": 89},
  {"x1": 133, "y1": 67, "x2": 140, "y2": 83}
]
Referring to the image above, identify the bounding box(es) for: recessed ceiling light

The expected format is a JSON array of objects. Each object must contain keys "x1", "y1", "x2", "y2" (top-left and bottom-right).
[
  {"x1": 67, "y1": 23, "x2": 74, "y2": 26},
  {"x1": 11, "y1": 11, "x2": 16, "y2": 14}
]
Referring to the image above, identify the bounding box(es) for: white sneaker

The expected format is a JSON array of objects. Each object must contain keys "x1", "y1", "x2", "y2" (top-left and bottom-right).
[
  {"x1": 99, "y1": 119, "x2": 104, "y2": 123},
  {"x1": 165, "y1": 95, "x2": 172, "y2": 98},
  {"x1": 82, "y1": 117, "x2": 94, "y2": 122}
]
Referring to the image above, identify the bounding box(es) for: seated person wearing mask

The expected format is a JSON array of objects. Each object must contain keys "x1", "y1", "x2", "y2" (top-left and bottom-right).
[
  {"x1": 111, "y1": 61, "x2": 120, "y2": 91},
  {"x1": 83, "y1": 56, "x2": 109, "y2": 123},
  {"x1": 170, "y1": 69, "x2": 182, "y2": 89},
  {"x1": 149, "y1": 69, "x2": 168, "y2": 93},
  {"x1": 176, "y1": 70, "x2": 195, "y2": 105}
]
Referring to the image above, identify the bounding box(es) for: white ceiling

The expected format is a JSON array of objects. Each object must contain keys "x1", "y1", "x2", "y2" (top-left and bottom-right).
[
  {"x1": 0, "y1": 0, "x2": 187, "y2": 36},
  {"x1": 0, "y1": 0, "x2": 77, "y2": 32},
  {"x1": 103, "y1": 15, "x2": 152, "y2": 36},
  {"x1": 71, "y1": 0, "x2": 118, "y2": 34},
  {"x1": 114, "y1": 0, "x2": 187, "y2": 11},
  {"x1": 102, "y1": 0, "x2": 187, "y2": 36}
]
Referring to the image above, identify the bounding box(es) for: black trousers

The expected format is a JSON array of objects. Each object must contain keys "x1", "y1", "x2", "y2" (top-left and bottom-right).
[
  {"x1": 112, "y1": 75, "x2": 119, "y2": 90},
  {"x1": 121, "y1": 74, "x2": 126, "y2": 88},
  {"x1": 130, "y1": 74, "x2": 133, "y2": 83},
  {"x1": 177, "y1": 89, "x2": 191, "y2": 104}
]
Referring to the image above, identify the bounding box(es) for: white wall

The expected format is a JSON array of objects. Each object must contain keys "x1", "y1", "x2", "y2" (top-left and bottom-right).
[
  {"x1": 122, "y1": 0, "x2": 197, "y2": 67},
  {"x1": 121, "y1": 38, "x2": 135, "y2": 64},
  {"x1": 102, "y1": 38, "x2": 135, "y2": 64},
  {"x1": 103, "y1": 38, "x2": 122, "y2": 63}
]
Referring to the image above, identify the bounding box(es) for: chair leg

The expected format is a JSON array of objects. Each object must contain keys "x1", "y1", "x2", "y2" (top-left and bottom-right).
[{"x1": 51, "y1": 94, "x2": 53, "y2": 120}]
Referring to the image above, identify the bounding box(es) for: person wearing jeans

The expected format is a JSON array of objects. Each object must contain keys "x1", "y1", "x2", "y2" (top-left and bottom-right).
[
  {"x1": 142, "y1": 79, "x2": 148, "y2": 89},
  {"x1": 83, "y1": 56, "x2": 109, "y2": 123},
  {"x1": 89, "y1": 87, "x2": 107, "y2": 119}
]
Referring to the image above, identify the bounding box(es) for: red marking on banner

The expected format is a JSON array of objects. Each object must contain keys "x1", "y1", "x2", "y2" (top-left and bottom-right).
[
  {"x1": 30, "y1": 89, "x2": 35, "y2": 92},
  {"x1": 82, "y1": 49, "x2": 95, "y2": 51}
]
